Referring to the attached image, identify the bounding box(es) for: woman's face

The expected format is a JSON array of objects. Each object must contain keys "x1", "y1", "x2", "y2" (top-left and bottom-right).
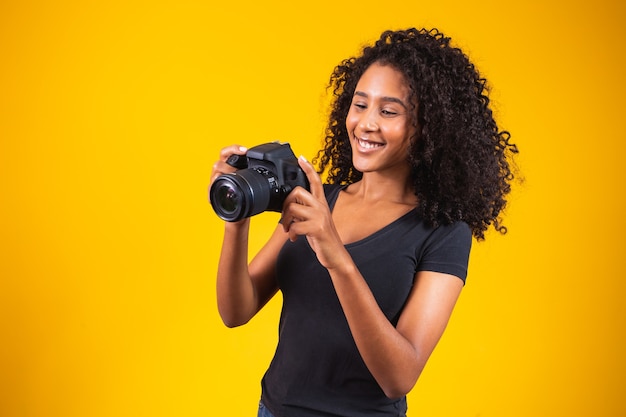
[{"x1": 346, "y1": 62, "x2": 417, "y2": 177}]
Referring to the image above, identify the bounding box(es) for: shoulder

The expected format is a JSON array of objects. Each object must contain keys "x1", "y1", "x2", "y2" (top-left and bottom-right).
[
  {"x1": 424, "y1": 221, "x2": 472, "y2": 249},
  {"x1": 417, "y1": 221, "x2": 472, "y2": 283}
]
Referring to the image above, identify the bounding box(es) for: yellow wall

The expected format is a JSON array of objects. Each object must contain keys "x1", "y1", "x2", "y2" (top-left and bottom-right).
[{"x1": 1, "y1": 1, "x2": 624, "y2": 416}]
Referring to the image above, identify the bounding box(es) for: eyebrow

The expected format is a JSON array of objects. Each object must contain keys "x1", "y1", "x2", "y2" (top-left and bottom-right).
[{"x1": 354, "y1": 91, "x2": 408, "y2": 109}]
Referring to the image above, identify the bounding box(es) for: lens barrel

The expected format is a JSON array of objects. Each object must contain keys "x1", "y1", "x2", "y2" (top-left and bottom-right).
[{"x1": 209, "y1": 168, "x2": 275, "y2": 222}]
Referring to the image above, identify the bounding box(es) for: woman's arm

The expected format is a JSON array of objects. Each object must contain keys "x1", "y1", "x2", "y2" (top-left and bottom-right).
[
  {"x1": 211, "y1": 144, "x2": 286, "y2": 327},
  {"x1": 216, "y1": 222, "x2": 286, "y2": 327},
  {"x1": 328, "y1": 264, "x2": 463, "y2": 398}
]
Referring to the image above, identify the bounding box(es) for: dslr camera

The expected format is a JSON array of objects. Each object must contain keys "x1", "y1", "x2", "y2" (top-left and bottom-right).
[{"x1": 209, "y1": 142, "x2": 309, "y2": 222}]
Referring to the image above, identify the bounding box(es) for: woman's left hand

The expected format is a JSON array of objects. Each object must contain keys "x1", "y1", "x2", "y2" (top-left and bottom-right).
[{"x1": 281, "y1": 156, "x2": 347, "y2": 270}]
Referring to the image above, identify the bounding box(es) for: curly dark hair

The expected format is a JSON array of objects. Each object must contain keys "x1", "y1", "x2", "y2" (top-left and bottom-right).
[{"x1": 314, "y1": 28, "x2": 519, "y2": 240}]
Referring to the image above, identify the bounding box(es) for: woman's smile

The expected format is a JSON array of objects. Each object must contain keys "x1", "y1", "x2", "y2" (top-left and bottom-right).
[{"x1": 355, "y1": 137, "x2": 385, "y2": 151}]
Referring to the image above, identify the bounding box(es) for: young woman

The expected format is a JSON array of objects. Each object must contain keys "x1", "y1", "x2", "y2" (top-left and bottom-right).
[{"x1": 210, "y1": 28, "x2": 518, "y2": 417}]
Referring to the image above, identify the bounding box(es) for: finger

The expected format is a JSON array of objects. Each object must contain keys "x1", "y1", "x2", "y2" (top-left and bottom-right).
[
  {"x1": 288, "y1": 222, "x2": 302, "y2": 242},
  {"x1": 284, "y1": 218, "x2": 300, "y2": 241},
  {"x1": 283, "y1": 186, "x2": 315, "y2": 208},
  {"x1": 210, "y1": 159, "x2": 240, "y2": 184},
  {"x1": 280, "y1": 201, "x2": 302, "y2": 232},
  {"x1": 220, "y1": 145, "x2": 248, "y2": 161},
  {"x1": 298, "y1": 155, "x2": 324, "y2": 200},
  {"x1": 284, "y1": 200, "x2": 313, "y2": 220},
  {"x1": 281, "y1": 201, "x2": 316, "y2": 233},
  {"x1": 211, "y1": 145, "x2": 248, "y2": 184},
  {"x1": 282, "y1": 214, "x2": 301, "y2": 237},
  {"x1": 283, "y1": 215, "x2": 311, "y2": 242}
]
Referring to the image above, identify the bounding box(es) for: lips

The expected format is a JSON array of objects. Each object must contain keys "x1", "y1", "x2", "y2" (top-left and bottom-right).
[{"x1": 356, "y1": 137, "x2": 384, "y2": 151}]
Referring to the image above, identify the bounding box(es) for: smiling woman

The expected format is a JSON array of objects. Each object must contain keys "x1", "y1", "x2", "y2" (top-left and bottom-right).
[
  {"x1": 210, "y1": 28, "x2": 518, "y2": 417},
  {"x1": 319, "y1": 29, "x2": 518, "y2": 240}
]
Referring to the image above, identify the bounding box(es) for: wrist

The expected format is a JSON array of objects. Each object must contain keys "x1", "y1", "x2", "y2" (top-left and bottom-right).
[
  {"x1": 325, "y1": 249, "x2": 357, "y2": 276},
  {"x1": 224, "y1": 218, "x2": 250, "y2": 235}
]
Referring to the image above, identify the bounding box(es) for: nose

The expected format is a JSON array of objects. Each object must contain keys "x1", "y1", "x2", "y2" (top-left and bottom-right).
[{"x1": 358, "y1": 109, "x2": 378, "y2": 132}]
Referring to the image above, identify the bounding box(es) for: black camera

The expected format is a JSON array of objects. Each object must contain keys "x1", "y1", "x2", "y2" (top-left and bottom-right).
[{"x1": 209, "y1": 142, "x2": 309, "y2": 222}]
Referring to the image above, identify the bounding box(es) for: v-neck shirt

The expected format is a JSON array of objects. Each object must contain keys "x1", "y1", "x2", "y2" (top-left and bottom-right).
[{"x1": 261, "y1": 183, "x2": 472, "y2": 417}]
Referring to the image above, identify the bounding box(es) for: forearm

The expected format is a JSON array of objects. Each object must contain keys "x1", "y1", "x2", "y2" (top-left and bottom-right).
[
  {"x1": 327, "y1": 258, "x2": 424, "y2": 398},
  {"x1": 216, "y1": 220, "x2": 258, "y2": 327}
]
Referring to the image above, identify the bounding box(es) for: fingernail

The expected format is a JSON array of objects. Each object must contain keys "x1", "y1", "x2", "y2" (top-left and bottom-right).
[
  {"x1": 239, "y1": 146, "x2": 248, "y2": 152},
  {"x1": 299, "y1": 155, "x2": 308, "y2": 162}
]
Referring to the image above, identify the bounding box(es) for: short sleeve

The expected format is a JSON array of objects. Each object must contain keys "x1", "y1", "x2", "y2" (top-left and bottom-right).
[{"x1": 417, "y1": 222, "x2": 472, "y2": 283}]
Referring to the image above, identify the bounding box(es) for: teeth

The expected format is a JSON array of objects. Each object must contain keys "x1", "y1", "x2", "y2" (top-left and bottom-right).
[{"x1": 358, "y1": 138, "x2": 383, "y2": 149}]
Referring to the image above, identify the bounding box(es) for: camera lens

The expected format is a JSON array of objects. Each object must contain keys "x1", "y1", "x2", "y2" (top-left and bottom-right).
[
  {"x1": 209, "y1": 168, "x2": 275, "y2": 222},
  {"x1": 214, "y1": 183, "x2": 240, "y2": 215}
]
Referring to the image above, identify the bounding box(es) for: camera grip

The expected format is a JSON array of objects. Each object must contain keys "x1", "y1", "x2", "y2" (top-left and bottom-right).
[{"x1": 226, "y1": 154, "x2": 248, "y2": 169}]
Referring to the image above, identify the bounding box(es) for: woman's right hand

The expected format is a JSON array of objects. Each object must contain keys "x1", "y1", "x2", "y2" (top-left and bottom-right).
[
  {"x1": 210, "y1": 144, "x2": 249, "y2": 226},
  {"x1": 210, "y1": 144, "x2": 248, "y2": 185}
]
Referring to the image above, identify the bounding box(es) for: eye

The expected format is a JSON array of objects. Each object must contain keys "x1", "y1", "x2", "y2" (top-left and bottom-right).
[
  {"x1": 352, "y1": 102, "x2": 367, "y2": 110},
  {"x1": 381, "y1": 108, "x2": 398, "y2": 116}
]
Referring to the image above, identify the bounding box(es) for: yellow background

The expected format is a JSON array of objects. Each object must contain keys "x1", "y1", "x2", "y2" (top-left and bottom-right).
[{"x1": 1, "y1": 0, "x2": 624, "y2": 416}]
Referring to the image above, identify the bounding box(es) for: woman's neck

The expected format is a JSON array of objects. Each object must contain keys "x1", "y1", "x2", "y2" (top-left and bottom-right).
[{"x1": 347, "y1": 172, "x2": 417, "y2": 207}]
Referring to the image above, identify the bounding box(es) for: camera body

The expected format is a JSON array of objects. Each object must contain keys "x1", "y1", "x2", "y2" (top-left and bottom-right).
[{"x1": 209, "y1": 142, "x2": 309, "y2": 222}]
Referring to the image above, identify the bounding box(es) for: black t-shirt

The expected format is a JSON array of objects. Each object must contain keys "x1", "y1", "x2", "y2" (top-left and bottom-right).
[{"x1": 261, "y1": 184, "x2": 472, "y2": 417}]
